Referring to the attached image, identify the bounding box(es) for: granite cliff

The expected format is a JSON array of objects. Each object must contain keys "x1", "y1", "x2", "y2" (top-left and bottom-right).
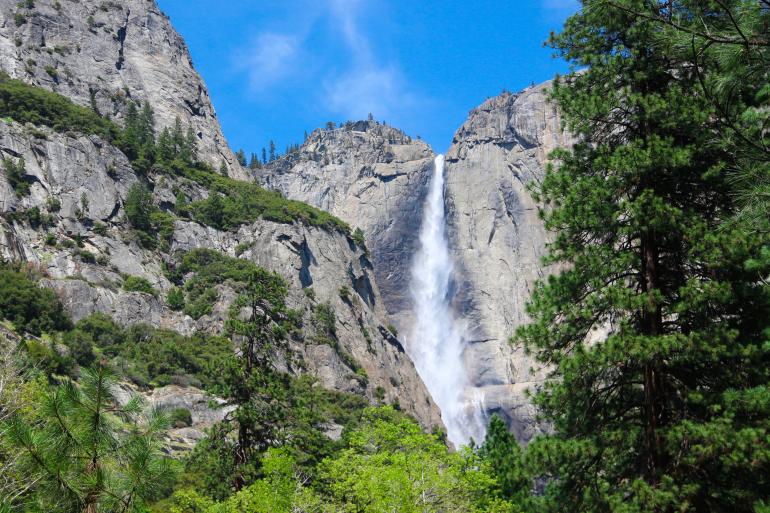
[
  {"x1": 444, "y1": 82, "x2": 571, "y2": 442},
  {"x1": 0, "y1": 0, "x2": 571, "y2": 446},
  {"x1": 0, "y1": 0, "x2": 442, "y2": 435},
  {"x1": 263, "y1": 84, "x2": 569, "y2": 443},
  {"x1": 0, "y1": 0, "x2": 243, "y2": 177}
]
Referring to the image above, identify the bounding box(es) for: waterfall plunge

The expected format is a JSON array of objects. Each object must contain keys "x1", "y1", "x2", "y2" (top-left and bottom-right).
[{"x1": 407, "y1": 154, "x2": 486, "y2": 447}]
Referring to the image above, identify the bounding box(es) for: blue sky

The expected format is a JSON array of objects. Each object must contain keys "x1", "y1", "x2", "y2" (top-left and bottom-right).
[{"x1": 156, "y1": 0, "x2": 579, "y2": 155}]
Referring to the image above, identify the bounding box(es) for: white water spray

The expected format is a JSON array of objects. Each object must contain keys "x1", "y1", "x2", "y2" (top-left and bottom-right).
[{"x1": 407, "y1": 154, "x2": 486, "y2": 447}]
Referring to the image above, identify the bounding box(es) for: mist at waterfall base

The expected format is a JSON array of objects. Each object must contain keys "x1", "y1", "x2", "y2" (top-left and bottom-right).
[{"x1": 406, "y1": 154, "x2": 487, "y2": 447}]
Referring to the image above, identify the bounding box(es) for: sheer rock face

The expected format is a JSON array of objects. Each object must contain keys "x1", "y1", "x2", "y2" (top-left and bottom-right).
[
  {"x1": 0, "y1": 0, "x2": 444, "y2": 430},
  {"x1": 444, "y1": 82, "x2": 571, "y2": 442},
  {"x1": 0, "y1": 0, "x2": 243, "y2": 178},
  {"x1": 258, "y1": 121, "x2": 436, "y2": 331},
  {"x1": 0, "y1": 119, "x2": 442, "y2": 430}
]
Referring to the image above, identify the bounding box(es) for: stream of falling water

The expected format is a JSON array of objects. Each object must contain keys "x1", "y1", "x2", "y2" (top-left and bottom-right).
[{"x1": 407, "y1": 154, "x2": 486, "y2": 447}]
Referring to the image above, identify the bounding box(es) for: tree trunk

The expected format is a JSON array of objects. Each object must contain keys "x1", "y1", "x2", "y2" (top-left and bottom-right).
[{"x1": 641, "y1": 229, "x2": 665, "y2": 483}]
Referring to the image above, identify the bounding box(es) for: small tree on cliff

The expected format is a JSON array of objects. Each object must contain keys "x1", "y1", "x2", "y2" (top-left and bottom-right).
[{"x1": 211, "y1": 269, "x2": 292, "y2": 491}]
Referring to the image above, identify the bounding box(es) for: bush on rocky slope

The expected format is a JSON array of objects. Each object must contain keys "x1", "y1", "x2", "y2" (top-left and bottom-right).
[{"x1": 0, "y1": 72, "x2": 119, "y2": 140}]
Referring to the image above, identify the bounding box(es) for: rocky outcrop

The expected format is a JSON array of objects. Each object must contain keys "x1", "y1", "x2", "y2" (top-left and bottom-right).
[
  {"x1": 0, "y1": 0, "x2": 243, "y2": 178},
  {"x1": 258, "y1": 121, "x2": 435, "y2": 331},
  {"x1": 444, "y1": 82, "x2": 571, "y2": 442},
  {"x1": 0, "y1": 112, "x2": 441, "y2": 432}
]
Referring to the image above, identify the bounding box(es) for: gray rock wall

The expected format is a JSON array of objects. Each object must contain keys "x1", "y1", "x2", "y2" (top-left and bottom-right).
[
  {"x1": 444, "y1": 82, "x2": 571, "y2": 442},
  {"x1": 0, "y1": 118, "x2": 441, "y2": 431},
  {"x1": 259, "y1": 121, "x2": 435, "y2": 332},
  {"x1": 0, "y1": 0, "x2": 243, "y2": 178}
]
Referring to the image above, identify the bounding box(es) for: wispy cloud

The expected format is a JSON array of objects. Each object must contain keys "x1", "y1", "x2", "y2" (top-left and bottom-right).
[
  {"x1": 240, "y1": 32, "x2": 302, "y2": 91},
  {"x1": 324, "y1": 65, "x2": 418, "y2": 121},
  {"x1": 321, "y1": 0, "x2": 422, "y2": 121},
  {"x1": 238, "y1": 0, "x2": 424, "y2": 123}
]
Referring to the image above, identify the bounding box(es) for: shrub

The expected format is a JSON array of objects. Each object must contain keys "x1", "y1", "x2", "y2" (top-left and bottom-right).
[
  {"x1": 76, "y1": 249, "x2": 96, "y2": 264},
  {"x1": 122, "y1": 275, "x2": 156, "y2": 296},
  {"x1": 339, "y1": 285, "x2": 351, "y2": 301},
  {"x1": 166, "y1": 287, "x2": 185, "y2": 311},
  {"x1": 387, "y1": 324, "x2": 398, "y2": 337},
  {"x1": 46, "y1": 196, "x2": 61, "y2": 212},
  {"x1": 3, "y1": 157, "x2": 30, "y2": 197},
  {"x1": 43, "y1": 65, "x2": 58, "y2": 80},
  {"x1": 0, "y1": 73, "x2": 118, "y2": 140},
  {"x1": 168, "y1": 407, "x2": 193, "y2": 428},
  {"x1": 352, "y1": 227, "x2": 367, "y2": 254},
  {"x1": 13, "y1": 13, "x2": 26, "y2": 26},
  {"x1": 92, "y1": 222, "x2": 108, "y2": 236},
  {"x1": 183, "y1": 286, "x2": 217, "y2": 320},
  {"x1": 0, "y1": 262, "x2": 72, "y2": 335},
  {"x1": 25, "y1": 206, "x2": 41, "y2": 226}
]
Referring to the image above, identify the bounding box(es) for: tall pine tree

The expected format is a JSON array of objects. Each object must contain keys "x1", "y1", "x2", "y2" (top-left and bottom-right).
[{"x1": 517, "y1": 1, "x2": 770, "y2": 511}]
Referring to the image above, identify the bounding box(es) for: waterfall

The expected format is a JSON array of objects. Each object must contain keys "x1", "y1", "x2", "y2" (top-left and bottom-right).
[{"x1": 407, "y1": 154, "x2": 486, "y2": 447}]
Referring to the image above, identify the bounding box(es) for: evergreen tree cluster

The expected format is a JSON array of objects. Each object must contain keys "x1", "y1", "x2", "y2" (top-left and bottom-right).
[{"x1": 497, "y1": 1, "x2": 770, "y2": 512}]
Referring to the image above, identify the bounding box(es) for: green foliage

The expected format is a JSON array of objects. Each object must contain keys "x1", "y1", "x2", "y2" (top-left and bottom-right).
[
  {"x1": 43, "y1": 65, "x2": 57, "y2": 80},
  {"x1": 177, "y1": 407, "x2": 508, "y2": 513},
  {"x1": 65, "y1": 313, "x2": 232, "y2": 389},
  {"x1": 123, "y1": 275, "x2": 157, "y2": 296},
  {"x1": 479, "y1": 415, "x2": 530, "y2": 506},
  {"x1": 169, "y1": 407, "x2": 193, "y2": 428},
  {"x1": 652, "y1": 1, "x2": 770, "y2": 233},
  {"x1": 46, "y1": 196, "x2": 61, "y2": 212},
  {"x1": 167, "y1": 248, "x2": 269, "y2": 320},
  {"x1": 0, "y1": 72, "x2": 119, "y2": 140},
  {"x1": 312, "y1": 302, "x2": 336, "y2": 344},
  {"x1": 117, "y1": 101, "x2": 156, "y2": 174},
  {"x1": 1, "y1": 363, "x2": 172, "y2": 512},
  {"x1": 125, "y1": 183, "x2": 154, "y2": 232},
  {"x1": 352, "y1": 227, "x2": 367, "y2": 254},
  {"x1": 514, "y1": 2, "x2": 770, "y2": 511},
  {"x1": 124, "y1": 183, "x2": 175, "y2": 250},
  {"x1": 23, "y1": 336, "x2": 74, "y2": 376},
  {"x1": 92, "y1": 221, "x2": 108, "y2": 236},
  {"x1": 338, "y1": 285, "x2": 350, "y2": 301},
  {"x1": 318, "y1": 407, "x2": 507, "y2": 513},
  {"x1": 186, "y1": 173, "x2": 350, "y2": 234},
  {"x1": 166, "y1": 286, "x2": 185, "y2": 311},
  {"x1": 0, "y1": 75, "x2": 348, "y2": 238},
  {"x1": 2, "y1": 157, "x2": 29, "y2": 197},
  {"x1": 0, "y1": 262, "x2": 71, "y2": 335}
]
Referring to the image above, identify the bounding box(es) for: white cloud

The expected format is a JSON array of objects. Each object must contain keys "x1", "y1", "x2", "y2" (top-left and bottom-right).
[
  {"x1": 321, "y1": 0, "x2": 422, "y2": 122},
  {"x1": 236, "y1": 0, "x2": 425, "y2": 123},
  {"x1": 324, "y1": 65, "x2": 417, "y2": 120},
  {"x1": 241, "y1": 32, "x2": 302, "y2": 91}
]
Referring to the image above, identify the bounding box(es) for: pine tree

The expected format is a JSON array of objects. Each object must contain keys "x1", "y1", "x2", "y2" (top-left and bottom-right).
[
  {"x1": 248, "y1": 153, "x2": 259, "y2": 170},
  {"x1": 479, "y1": 415, "x2": 529, "y2": 506},
  {"x1": 219, "y1": 161, "x2": 229, "y2": 176},
  {"x1": 647, "y1": 1, "x2": 770, "y2": 233},
  {"x1": 235, "y1": 149, "x2": 247, "y2": 167},
  {"x1": 268, "y1": 140, "x2": 276, "y2": 162},
  {"x1": 210, "y1": 269, "x2": 291, "y2": 491},
  {"x1": 261, "y1": 147, "x2": 267, "y2": 165},
  {"x1": 516, "y1": 1, "x2": 770, "y2": 511},
  {"x1": 184, "y1": 126, "x2": 198, "y2": 163},
  {"x1": 124, "y1": 183, "x2": 154, "y2": 233},
  {"x1": 1, "y1": 363, "x2": 171, "y2": 512}
]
